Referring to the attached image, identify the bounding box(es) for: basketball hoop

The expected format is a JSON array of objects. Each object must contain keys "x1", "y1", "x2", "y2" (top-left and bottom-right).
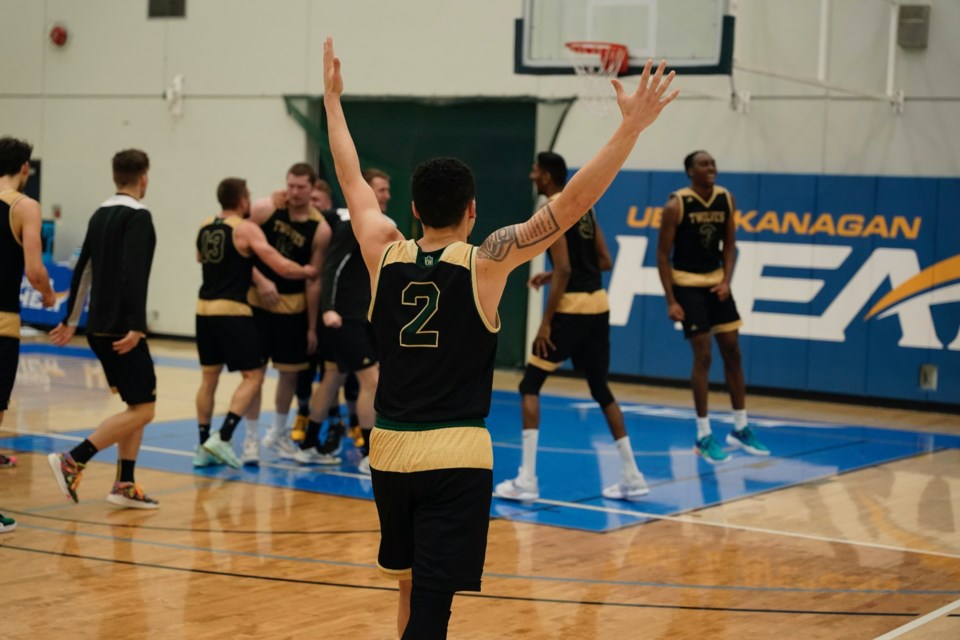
[{"x1": 565, "y1": 41, "x2": 629, "y2": 115}]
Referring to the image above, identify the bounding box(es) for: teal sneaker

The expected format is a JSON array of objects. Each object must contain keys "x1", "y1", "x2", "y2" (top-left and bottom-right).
[
  {"x1": 0, "y1": 513, "x2": 16, "y2": 533},
  {"x1": 202, "y1": 432, "x2": 242, "y2": 469},
  {"x1": 192, "y1": 444, "x2": 222, "y2": 468},
  {"x1": 695, "y1": 435, "x2": 730, "y2": 464},
  {"x1": 726, "y1": 427, "x2": 771, "y2": 456}
]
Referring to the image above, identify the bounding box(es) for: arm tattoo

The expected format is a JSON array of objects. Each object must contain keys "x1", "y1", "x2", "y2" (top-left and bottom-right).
[
  {"x1": 478, "y1": 226, "x2": 517, "y2": 262},
  {"x1": 478, "y1": 204, "x2": 560, "y2": 262}
]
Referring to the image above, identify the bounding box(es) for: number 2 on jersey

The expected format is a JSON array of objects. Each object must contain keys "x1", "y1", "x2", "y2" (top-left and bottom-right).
[{"x1": 400, "y1": 282, "x2": 440, "y2": 347}]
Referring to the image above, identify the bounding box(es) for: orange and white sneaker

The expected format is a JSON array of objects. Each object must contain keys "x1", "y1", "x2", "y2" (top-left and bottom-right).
[
  {"x1": 0, "y1": 453, "x2": 17, "y2": 468},
  {"x1": 48, "y1": 452, "x2": 84, "y2": 503},
  {"x1": 107, "y1": 482, "x2": 159, "y2": 510}
]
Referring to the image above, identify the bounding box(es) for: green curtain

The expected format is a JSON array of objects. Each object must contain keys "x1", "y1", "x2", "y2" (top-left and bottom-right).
[{"x1": 285, "y1": 95, "x2": 572, "y2": 367}]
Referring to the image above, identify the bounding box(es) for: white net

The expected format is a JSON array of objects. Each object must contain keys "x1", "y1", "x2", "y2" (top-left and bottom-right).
[{"x1": 566, "y1": 42, "x2": 628, "y2": 116}]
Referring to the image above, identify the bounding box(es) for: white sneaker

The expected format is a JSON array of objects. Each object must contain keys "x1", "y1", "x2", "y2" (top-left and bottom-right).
[
  {"x1": 293, "y1": 447, "x2": 341, "y2": 465},
  {"x1": 242, "y1": 438, "x2": 259, "y2": 467},
  {"x1": 494, "y1": 470, "x2": 539, "y2": 501},
  {"x1": 192, "y1": 445, "x2": 221, "y2": 468},
  {"x1": 261, "y1": 431, "x2": 298, "y2": 460},
  {"x1": 601, "y1": 474, "x2": 650, "y2": 501},
  {"x1": 357, "y1": 456, "x2": 371, "y2": 475}
]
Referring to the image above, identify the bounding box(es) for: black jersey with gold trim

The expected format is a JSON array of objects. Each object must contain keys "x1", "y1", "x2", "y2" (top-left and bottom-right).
[
  {"x1": 0, "y1": 191, "x2": 25, "y2": 338},
  {"x1": 0, "y1": 191, "x2": 24, "y2": 316},
  {"x1": 547, "y1": 194, "x2": 602, "y2": 294},
  {"x1": 196, "y1": 215, "x2": 252, "y2": 315},
  {"x1": 369, "y1": 239, "x2": 499, "y2": 424},
  {"x1": 671, "y1": 186, "x2": 732, "y2": 274},
  {"x1": 260, "y1": 207, "x2": 321, "y2": 294}
]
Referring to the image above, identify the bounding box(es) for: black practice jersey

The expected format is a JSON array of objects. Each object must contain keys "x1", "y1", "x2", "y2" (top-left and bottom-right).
[
  {"x1": 370, "y1": 240, "x2": 499, "y2": 424},
  {"x1": 196, "y1": 215, "x2": 251, "y2": 307},
  {"x1": 259, "y1": 207, "x2": 321, "y2": 294},
  {"x1": 64, "y1": 195, "x2": 156, "y2": 334},
  {"x1": 549, "y1": 195, "x2": 602, "y2": 294},
  {"x1": 0, "y1": 191, "x2": 25, "y2": 317},
  {"x1": 670, "y1": 186, "x2": 732, "y2": 274}
]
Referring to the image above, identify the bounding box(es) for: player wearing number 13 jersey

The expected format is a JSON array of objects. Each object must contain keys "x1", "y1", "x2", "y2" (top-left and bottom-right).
[
  {"x1": 323, "y1": 37, "x2": 677, "y2": 638},
  {"x1": 193, "y1": 178, "x2": 316, "y2": 470}
]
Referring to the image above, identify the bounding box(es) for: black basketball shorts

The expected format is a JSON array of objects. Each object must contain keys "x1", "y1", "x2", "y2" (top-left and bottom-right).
[
  {"x1": 370, "y1": 467, "x2": 493, "y2": 592},
  {"x1": 87, "y1": 334, "x2": 157, "y2": 405},
  {"x1": 324, "y1": 318, "x2": 377, "y2": 374},
  {"x1": 0, "y1": 336, "x2": 19, "y2": 412},
  {"x1": 253, "y1": 308, "x2": 309, "y2": 372},
  {"x1": 672, "y1": 285, "x2": 743, "y2": 338},
  {"x1": 196, "y1": 315, "x2": 266, "y2": 372},
  {"x1": 529, "y1": 311, "x2": 610, "y2": 376}
]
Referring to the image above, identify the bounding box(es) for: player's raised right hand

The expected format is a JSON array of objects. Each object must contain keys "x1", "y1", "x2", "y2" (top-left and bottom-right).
[{"x1": 611, "y1": 59, "x2": 678, "y2": 133}]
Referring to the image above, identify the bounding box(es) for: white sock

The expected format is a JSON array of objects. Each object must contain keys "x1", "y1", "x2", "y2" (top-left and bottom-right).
[
  {"x1": 696, "y1": 416, "x2": 711, "y2": 440},
  {"x1": 521, "y1": 429, "x2": 539, "y2": 480},
  {"x1": 271, "y1": 412, "x2": 288, "y2": 436},
  {"x1": 732, "y1": 409, "x2": 748, "y2": 432},
  {"x1": 245, "y1": 418, "x2": 260, "y2": 441},
  {"x1": 615, "y1": 436, "x2": 642, "y2": 479}
]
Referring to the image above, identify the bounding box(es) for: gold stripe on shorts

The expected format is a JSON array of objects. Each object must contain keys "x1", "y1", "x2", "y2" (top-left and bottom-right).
[
  {"x1": 711, "y1": 320, "x2": 743, "y2": 335},
  {"x1": 556, "y1": 290, "x2": 609, "y2": 314},
  {"x1": 528, "y1": 355, "x2": 560, "y2": 372},
  {"x1": 0, "y1": 311, "x2": 20, "y2": 339},
  {"x1": 672, "y1": 268, "x2": 724, "y2": 287},
  {"x1": 196, "y1": 299, "x2": 253, "y2": 317},
  {"x1": 369, "y1": 426, "x2": 493, "y2": 473},
  {"x1": 246, "y1": 287, "x2": 306, "y2": 314}
]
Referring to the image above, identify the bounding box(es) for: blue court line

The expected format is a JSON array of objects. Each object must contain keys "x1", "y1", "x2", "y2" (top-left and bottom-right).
[{"x1": 14, "y1": 521, "x2": 958, "y2": 597}]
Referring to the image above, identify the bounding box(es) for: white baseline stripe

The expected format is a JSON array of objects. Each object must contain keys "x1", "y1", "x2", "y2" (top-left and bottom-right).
[
  {"x1": 872, "y1": 597, "x2": 960, "y2": 640},
  {"x1": 533, "y1": 498, "x2": 960, "y2": 561}
]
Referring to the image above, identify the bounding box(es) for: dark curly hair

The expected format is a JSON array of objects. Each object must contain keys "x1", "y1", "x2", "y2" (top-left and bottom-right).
[
  {"x1": 411, "y1": 157, "x2": 475, "y2": 229},
  {"x1": 0, "y1": 137, "x2": 33, "y2": 177}
]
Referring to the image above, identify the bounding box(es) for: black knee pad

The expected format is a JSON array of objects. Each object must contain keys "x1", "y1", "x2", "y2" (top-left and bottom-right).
[
  {"x1": 344, "y1": 372, "x2": 360, "y2": 402},
  {"x1": 587, "y1": 375, "x2": 615, "y2": 408},
  {"x1": 518, "y1": 365, "x2": 549, "y2": 396},
  {"x1": 295, "y1": 365, "x2": 315, "y2": 399}
]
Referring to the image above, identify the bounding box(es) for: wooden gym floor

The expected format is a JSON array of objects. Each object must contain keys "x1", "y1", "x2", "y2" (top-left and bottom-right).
[{"x1": 1, "y1": 337, "x2": 958, "y2": 639}]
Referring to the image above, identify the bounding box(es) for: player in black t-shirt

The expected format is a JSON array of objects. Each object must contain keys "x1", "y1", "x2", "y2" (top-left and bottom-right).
[{"x1": 49, "y1": 149, "x2": 161, "y2": 509}]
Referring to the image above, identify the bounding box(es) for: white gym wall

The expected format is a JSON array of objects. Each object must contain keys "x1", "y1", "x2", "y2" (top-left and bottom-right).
[{"x1": 1, "y1": 0, "x2": 957, "y2": 335}]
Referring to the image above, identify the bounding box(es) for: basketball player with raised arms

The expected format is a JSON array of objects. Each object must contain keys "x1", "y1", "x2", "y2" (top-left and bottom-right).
[{"x1": 323, "y1": 37, "x2": 677, "y2": 639}]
